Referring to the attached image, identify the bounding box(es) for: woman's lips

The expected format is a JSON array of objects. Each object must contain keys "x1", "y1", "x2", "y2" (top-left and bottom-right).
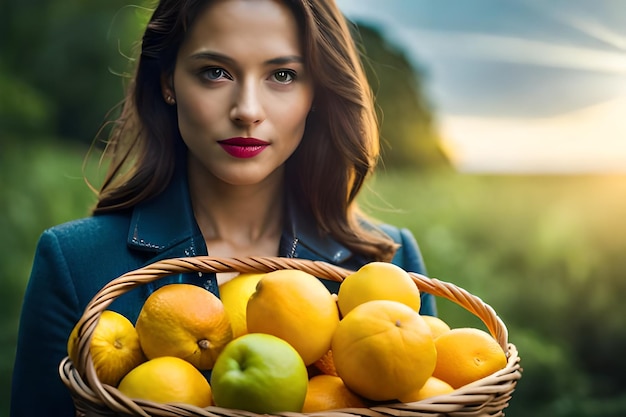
[{"x1": 218, "y1": 137, "x2": 269, "y2": 159}]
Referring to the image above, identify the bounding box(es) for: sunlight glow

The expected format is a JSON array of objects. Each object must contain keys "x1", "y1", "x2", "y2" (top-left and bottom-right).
[{"x1": 440, "y1": 97, "x2": 626, "y2": 173}]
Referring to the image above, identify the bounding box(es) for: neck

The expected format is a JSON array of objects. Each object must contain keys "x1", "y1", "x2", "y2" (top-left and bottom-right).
[{"x1": 187, "y1": 160, "x2": 285, "y2": 259}]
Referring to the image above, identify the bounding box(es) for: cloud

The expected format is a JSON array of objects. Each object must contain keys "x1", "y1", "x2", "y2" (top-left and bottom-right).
[{"x1": 396, "y1": 29, "x2": 626, "y2": 74}]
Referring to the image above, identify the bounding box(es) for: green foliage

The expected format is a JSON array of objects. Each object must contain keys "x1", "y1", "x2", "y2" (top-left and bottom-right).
[
  {"x1": 2, "y1": 0, "x2": 149, "y2": 142},
  {"x1": 0, "y1": 140, "x2": 97, "y2": 416},
  {"x1": 354, "y1": 23, "x2": 451, "y2": 171},
  {"x1": 0, "y1": 67, "x2": 55, "y2": 135}
]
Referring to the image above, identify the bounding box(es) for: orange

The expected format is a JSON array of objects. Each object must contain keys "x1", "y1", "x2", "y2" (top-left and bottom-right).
[
  {"x1": 67, "y1": 310, "x2": 145, "y2": 386},
  {"x1": 337, "y1": 262, "x2": 421, "y2": 317},
  {"x1": 302, "y1": 374, "x2": 367, "y2": 412},
  {"x1": 331, "y1": 300, "x2": 437, "y2": 401},
  {"x1": 398, "y1": 376, "x2": 454, "y2": 402},
  {"x1": 421, "y1": 315, "x2": 451, "y2": 338},
  {"x1": 135, "y1": 283, "x2": 232, "y2": 370},
  {"x1": 313, "y1": 349, "x2": 338, "y2": 377},
  {"x1": 246, "y1": 269, "x2": 340, "y2": 365},
  {"x1": 432, "y1": 327, "x2": 508, "y2": 389},
  {"x1": 118, "y1": 356, "x2": 212, "y2": 407},
  {"x1": 219, "y1": 273, "x2": 264, "y2": 338}
]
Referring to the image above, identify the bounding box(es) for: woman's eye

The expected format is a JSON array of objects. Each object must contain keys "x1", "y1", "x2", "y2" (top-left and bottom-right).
[
  {"x1": 272, "y1": 70, "x2": 296, "y2": 84},
  {"x1": 201, "y1": 67, "x2": 231, "y2": 81}
]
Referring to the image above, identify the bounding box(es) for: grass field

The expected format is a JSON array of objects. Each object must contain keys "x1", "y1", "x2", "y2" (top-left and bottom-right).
[{"x1": 2, "y1": 141, "x2": 626, "y2": 417}]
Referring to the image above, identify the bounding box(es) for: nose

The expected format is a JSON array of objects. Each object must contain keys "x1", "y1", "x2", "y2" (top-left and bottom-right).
[{"x1": 230, "y1": 80, "x2": 266, "y2": 127}]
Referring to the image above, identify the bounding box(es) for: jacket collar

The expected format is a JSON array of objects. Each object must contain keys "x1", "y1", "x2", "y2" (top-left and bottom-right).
[
  {"x1": 127, "y1": 165, "x2": 205, "y2": 256},
  {"x1": 127, "y1": 166, "x2": 354, "y2": 264}
]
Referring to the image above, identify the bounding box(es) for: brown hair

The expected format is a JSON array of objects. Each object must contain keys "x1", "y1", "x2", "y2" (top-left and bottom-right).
[{"x1": 93, "y1": 0, "x2": 397, "y2": 261}]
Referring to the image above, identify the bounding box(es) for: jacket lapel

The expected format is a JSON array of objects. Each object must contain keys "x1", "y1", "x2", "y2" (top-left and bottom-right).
[{"x1": 127, "y1": 167, "x2": 206, "y2": 259}]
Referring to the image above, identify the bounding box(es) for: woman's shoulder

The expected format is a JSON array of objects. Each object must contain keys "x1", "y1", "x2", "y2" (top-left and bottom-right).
[
  {"x1": 359, "y1": 218, "x2": 417, "y2": 248},
  {"x1": 41, "y1": 211, "x2": 132, "y2": 247},
  {"x1": 376, "y1": 223, "x2": 414, "y2": 244},
  {"x1": 367, "y1": 221, "x2": 426, "y2": 274},
  {"x1": 33, "y1": 210, "x2": 145, "y2": 305},
  {"x1": 360, "y1": 220, "x2": 436, "y2": 315}
]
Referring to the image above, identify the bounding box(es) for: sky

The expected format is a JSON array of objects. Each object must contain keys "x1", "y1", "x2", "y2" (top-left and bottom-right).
[{"x1": 336, "y1": 0, "x2": 626, "y2": 174}]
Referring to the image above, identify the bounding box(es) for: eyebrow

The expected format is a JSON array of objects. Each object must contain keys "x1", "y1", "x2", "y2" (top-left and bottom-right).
[{"x1": 189, "y1": 51, "x2": 304, "y2": 66}]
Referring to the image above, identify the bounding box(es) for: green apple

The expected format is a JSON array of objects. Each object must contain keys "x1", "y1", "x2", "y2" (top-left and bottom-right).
[{"x1": 210, "y1": 333, "x2": 308, "y2": 413}]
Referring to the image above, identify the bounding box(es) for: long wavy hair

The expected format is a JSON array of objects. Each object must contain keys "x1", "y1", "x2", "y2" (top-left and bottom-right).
[{"x1": 93, "y1": 0, "x2": 397, "y2": 261}]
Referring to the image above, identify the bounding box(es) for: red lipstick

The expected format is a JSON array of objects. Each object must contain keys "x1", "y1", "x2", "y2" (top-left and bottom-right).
[{"x1": 218, "y1": 137, "x2": 269, "y2": 159}]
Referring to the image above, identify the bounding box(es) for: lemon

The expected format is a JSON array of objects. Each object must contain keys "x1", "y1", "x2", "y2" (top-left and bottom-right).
[
  {"x1": 302, "y1": 374, "x2": 367, "y2": 412},
  {"x1": 421, "y1": 315, "x2": 451, "y2": 338},
  {"x1": 246, "y1": 269, "x2": 340, "y2": 365},
  {"x1": 433, "y1": 328, "x2": 507, "y2": 389},
  {"x1": 337, "y1": 262, "x2": 421, "y2": 317},
  {"x1": 219, "y1": 273, "x2": 264, "y2": 338},
  {"x1": 118, "y1": 356, "x2": 212, "y2": 407},
  {"x1": 398, "y1": 376, "x2": 455, "y2": 402},
  {"x1": 67, "y1": 310, "x2": 145, "y2": 386}
]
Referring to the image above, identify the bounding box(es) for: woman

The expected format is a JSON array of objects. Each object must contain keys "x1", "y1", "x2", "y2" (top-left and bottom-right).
[{"x1": 11, "y1": 0, "x2": 436, "y2": 415}]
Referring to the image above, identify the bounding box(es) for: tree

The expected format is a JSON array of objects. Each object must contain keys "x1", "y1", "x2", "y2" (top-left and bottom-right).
[
  {"x1": 1, "y1": 0, "x2": 144, "y2": 143},
  {"x1": 353, "y1": 23, "x2": 451, "y2": 171}
]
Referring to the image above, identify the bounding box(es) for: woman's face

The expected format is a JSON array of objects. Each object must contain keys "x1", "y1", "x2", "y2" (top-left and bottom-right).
[{"x1": 168, "y1": 0, "x2": 314, "y2": 187}]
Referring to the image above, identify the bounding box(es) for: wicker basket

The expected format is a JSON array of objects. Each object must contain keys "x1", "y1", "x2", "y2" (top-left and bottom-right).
[{"x1": 59, "y1": 256, "x2": 522, "y2": 417}]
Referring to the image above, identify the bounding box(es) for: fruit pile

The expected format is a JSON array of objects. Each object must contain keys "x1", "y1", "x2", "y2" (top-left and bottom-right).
[{"x1": 67, "y1": 262, "x2": 508, "y2": 414}]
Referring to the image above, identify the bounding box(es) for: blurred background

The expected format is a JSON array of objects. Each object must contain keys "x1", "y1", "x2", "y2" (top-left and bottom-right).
[{"x1": 2, "y1": 1, "x2": 626, "y2": 416}]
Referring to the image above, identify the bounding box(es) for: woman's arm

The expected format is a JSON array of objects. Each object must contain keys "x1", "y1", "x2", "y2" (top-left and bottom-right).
[{"x1": 11, "y1": 229, "x2": 81, "y2": 417}]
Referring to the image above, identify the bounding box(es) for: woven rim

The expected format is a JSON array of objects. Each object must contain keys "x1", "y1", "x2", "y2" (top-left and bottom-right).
[{"x1": 59, "y1": 256, "x2": 522, "y2": 417}]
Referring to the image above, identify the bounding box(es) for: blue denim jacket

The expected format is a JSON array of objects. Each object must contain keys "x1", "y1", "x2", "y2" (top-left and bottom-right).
[{"x1": 11, "y1": 168, "x2": 436, "y2": 417}]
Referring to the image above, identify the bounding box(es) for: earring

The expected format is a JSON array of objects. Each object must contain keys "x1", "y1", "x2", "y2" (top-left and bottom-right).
[{"x1": 165, "y1": 95, "x2": 176, "y2": 105}]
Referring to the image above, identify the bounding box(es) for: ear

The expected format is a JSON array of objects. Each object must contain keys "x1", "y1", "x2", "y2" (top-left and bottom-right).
[{"x1": 160, "y1": 72, "x2": 175, "y2": 103}]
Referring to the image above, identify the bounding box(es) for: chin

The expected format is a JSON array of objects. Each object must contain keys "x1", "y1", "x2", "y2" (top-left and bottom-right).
[{"x1": 216, "y1": 166, "x2": 283, "y2": 188}]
